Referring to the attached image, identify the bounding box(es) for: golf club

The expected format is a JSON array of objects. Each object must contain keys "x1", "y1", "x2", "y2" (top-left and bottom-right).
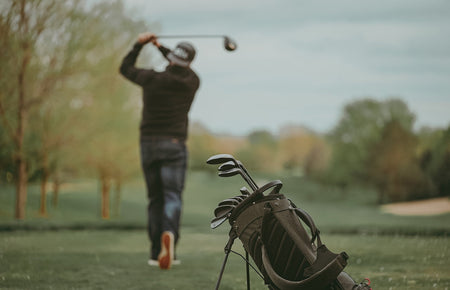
[
  {"x1": 207, "y1": 154, "x2": 253, "y2": 290},
  {"x1": 218, "y1": 197, "x2": 244, "y2": 207},
  {"x1": 209, "y1": 154, "x2": 259, "y2": 190},
  {"x1": 218, "y1": 168, "x2": 257, "y2": 191},
  {"x1": 214, "y1": 205, "x2": 236, "y2": 217},
  {"x1": 156, "y1": 35, "x2": 237, "y2": 51},
  {"x1": 218, "y1": 198, "x2": 240, "y2": 207},
  {"x1": 206, "y1": 153, "x2": 239, "y2": 165},
  {"x1": 211, "y1": 214, "x2": 230, "y2": 229},
  {"x1": 218, "y1": 161, "x2": 236, "y2": 171},
  {"x1": 240, "y1": 187, "x2": 251, "y2": 196}
]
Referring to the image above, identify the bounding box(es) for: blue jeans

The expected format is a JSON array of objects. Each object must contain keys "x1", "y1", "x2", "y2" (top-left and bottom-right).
[{"x1": 140, "y1": 137, "x2": 187, "y2": 259}]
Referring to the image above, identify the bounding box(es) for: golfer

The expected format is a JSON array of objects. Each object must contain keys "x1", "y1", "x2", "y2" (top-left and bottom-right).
[{"x1": 119, "y1": 32, "x2": 200, "y2": 269}]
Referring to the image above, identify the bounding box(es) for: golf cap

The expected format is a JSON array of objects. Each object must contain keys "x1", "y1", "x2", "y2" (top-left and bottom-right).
[{"x1": 167, "y1": 42, "x2": 196, "y2": 67}]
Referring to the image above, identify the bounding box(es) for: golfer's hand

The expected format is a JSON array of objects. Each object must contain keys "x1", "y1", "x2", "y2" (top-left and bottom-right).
[{"x1": 137, "y1": 33, "x2": 160, "y2": 47}]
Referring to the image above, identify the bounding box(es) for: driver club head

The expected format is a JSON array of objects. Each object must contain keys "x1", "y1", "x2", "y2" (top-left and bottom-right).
[
  {"x1": 224, "y1": 36, "x2": 237, "y2": 51},
  {"x1": 156, "y1": 35, "x2": 237, "y2": 52}
]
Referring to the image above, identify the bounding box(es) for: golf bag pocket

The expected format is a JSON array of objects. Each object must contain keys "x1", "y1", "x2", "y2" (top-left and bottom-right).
[{"x1": 259, "y1": 204, "x2": 348, "y2": 289}]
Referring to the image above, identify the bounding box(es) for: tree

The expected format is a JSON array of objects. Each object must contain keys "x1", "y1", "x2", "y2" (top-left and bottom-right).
[
  {"x1": 237, "y1": 130, "x2": 279, "y2": 172},
  {"x1": 277, "y1": 125, "x2": 330, "y2": 177},
  {"x1": 418, "y1": 126, "x2": 450, "y2": 197},
  {"x1": 71, "y1": 1, "x2": 150, "y2": 219},
  {"x1": 187, "y1": 122, "x2": 219, "y2": 171},
  {"x1": 0, "y1": 0, "x2": 87, "y2": 219},
  {"x1": 369, "y1": 121, "x2": 434, "y2": 203},
  {"x1": 0, "y1": 0, "x2": 152, "y2": 219},
  {"x1": 327, "y1": 98, "x2": 416, "y2": 186},
  {"x1": 303, "y1": 138, "x2": 331, "y2": 178}
]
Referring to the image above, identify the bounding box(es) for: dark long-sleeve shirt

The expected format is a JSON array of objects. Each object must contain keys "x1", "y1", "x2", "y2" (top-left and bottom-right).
[{"x1": 119, "y1": 43, "x2": 200, "y2": 139}]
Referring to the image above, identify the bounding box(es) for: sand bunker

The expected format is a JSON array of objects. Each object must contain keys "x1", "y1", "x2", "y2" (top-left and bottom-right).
[{"x1": 381, "y1": 197, "x2": 450, "y2": 216}]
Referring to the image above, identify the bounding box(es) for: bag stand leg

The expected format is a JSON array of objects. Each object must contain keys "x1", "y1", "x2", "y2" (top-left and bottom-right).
[
  {"x1": 215, "y1": 229, "x2": 251, "y2": 290},
  {"x1": 246, "y1": 251, "x2": 250, "y2": 290}
]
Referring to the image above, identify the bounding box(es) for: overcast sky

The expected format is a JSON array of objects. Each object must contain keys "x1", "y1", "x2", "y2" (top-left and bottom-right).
[{"x1": 122, "y1": 0, "x2": 450, "y2": 136}]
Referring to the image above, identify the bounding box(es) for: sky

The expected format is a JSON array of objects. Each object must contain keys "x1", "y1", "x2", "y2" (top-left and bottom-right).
[{"x1": 122, "y1": 0, "x2": 450, "y2": 136}]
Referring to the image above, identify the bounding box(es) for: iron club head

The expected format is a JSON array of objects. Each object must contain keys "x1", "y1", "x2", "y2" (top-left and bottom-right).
[
  {"x1": 218, "y1": 198, "x2": 240, "y2": 206},
  {"x1": 218, "y1": 168, "x2": 258, "y2": 191},
  {"x1": 210, "y1": 214, "x2": 230, "y2": 229},
  {"x1": 218, "y1": 167, "x2": 242, "y2": 177},
  {"x1": 218, "y1": 161, "x2": 235, "y2": 171},
  {"x1": 206, "y1": 153, "x2": 237, "y2": 165},
  {"x1": 214, "y1": 205, "x2": 235, "y2": 217}
]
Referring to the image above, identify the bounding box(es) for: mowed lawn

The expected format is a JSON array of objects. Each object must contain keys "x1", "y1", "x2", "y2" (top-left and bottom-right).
[
  {"x1": 1, "y1": 171, "x2": 449, "y2": 289},
  {"x1": 1, "y1": 230, "x2": 448, "y2": 289}
]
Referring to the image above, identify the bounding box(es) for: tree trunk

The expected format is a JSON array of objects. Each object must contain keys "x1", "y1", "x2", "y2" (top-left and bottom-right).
[
  {"x1": 52, "y1": 176, "x2": 60, "y2": 208},
  {"x1": 101, "y1": 176, "x2": 111, "y2": 219},
  {"x1": 113, "y1": 179, "x2": 122, "y2": 217},
  {"x1": 14, "y1": 47, "x2": 29, "y2": 220},
  {"x1": 15, "y1": 159, "x2": 27, "y2": 220},
  {"x1": 39, "y1": 169, "x2": 49, "y2": 216},
  {"x1": 14, "y1": 3, "x2": 31, "y2": 220}
]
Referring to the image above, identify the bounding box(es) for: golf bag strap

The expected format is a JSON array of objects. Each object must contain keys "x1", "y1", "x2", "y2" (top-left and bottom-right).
[
  {"x1": 294, "y1": 208, "x2": 321, "y2": 245},
  {"x1": 261, "y1": 244, "x2": 348, "y2": 290}
]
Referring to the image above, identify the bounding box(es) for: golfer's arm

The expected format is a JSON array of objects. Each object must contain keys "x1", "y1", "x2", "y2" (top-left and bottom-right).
[
  {"x1": 119, "y1": 42, "x2": 146, "y2": 85},
  {"x1": 158, "y1": 45, "x2": 171, "y2": 60}
]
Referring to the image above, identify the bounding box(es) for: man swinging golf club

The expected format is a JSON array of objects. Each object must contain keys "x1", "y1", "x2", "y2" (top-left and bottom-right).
[{"x1": 119, "y1": 32, "x2": 200, "y2": 269}]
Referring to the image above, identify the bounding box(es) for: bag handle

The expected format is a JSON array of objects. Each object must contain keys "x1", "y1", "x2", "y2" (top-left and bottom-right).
[
  {"x1": 261, "y1": 244, "x2": 348, "y2": 290},
  {"x1": 255, "y1": 180, "x2": 283, "y2": 195}
]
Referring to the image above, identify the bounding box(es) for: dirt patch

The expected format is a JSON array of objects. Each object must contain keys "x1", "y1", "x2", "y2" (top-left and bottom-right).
[{"x1": 381, "y1": 197, "x2": 450, "y2": 216}]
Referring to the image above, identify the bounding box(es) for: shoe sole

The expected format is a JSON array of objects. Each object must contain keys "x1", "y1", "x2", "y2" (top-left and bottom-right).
[{"x1": 158, "y1": 232, "x2": 174, "y2": 270}]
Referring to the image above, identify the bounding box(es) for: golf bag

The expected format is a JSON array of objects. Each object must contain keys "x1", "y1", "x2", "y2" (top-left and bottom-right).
[
  {"x1": 207, "y1": 154, "x2": 372, "y2": 290},
  {"x1": 228, "y1": 180, "x2": 371, "y2": 290}
]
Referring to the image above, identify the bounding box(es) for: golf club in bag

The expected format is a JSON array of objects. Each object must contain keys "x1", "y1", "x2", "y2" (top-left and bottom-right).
[{"x1": 207, "y1": 153, "x2": 373, "y2": 290}]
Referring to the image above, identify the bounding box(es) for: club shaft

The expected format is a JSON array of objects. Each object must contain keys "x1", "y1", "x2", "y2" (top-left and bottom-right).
[
  {"x1": 240, "y1": 172, "x2": 258, "y2": 191},
  {"x1": 239, "y1": 165, "x2": 258, "y2": 190},
  {"x1": 157, "y1": 35, "x2": 226, "y2": 39},
  {"x1": 246, "y1": 252, "x2": 250, "y2": 290}
]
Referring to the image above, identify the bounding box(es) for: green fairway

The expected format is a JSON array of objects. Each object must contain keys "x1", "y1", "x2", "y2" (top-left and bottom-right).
[
  {"x1": 1, "y1": 172, "x2": 448, "y2": 235},
  {"x1": 1, "y1": 171, "x2": 449, "y2": 289},
  {"x1": 0, "y1": 230, "x2": 448, "y2": 289}
]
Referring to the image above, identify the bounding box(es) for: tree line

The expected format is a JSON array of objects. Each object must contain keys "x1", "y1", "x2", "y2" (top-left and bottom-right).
[
  {"x1": 1, "y1": 1, "x2": 448, "y2": 221},
  {"x1": 188, "y1": 98, "x2": 449, "y2": 204},
  {"x1": 0, "y1": 0, "x2": 154, "y2": 219}
]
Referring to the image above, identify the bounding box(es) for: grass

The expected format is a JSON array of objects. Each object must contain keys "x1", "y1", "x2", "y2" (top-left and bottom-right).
[
  {"x1": 1, "y1": 171, "x2": 449, "y2": 289},
  {"x1": 1, "y1": 230, "x2": 448, "y2": 289}
]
